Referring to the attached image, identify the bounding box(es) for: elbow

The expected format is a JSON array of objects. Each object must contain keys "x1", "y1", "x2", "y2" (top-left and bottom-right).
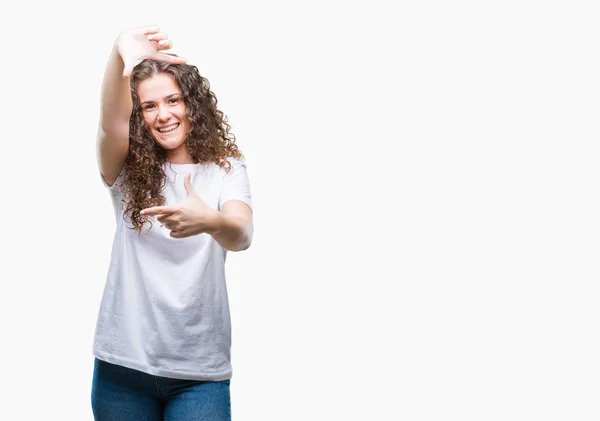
[
  {"x1": 226, "y1": 242, "x2": 251, "y2": 252},
  {"x1": 230, "y1": 227, "x2": 253, "y2": 252},
  {"x1": 215, "y1": 215, "x2": 253, "y2": 252},
  {"x1": 231, "y1": 235, "x2": 252, "y2": 252}
]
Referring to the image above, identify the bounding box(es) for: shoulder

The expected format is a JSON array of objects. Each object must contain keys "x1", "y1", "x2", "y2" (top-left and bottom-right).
[
  {"x1": 198, "y1": 157, "x2": 248, "y2": 183},
  {"x1": 210, "y1": 157, "x2": 248, "y2": 176},
  {"x1": 227, "y1": 157, "x2": 248, "y2": 171}
]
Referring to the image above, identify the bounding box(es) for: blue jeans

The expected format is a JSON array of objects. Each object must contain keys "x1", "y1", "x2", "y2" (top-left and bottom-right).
[{"x1": 91, "y1": 358, "x2": 231, "y2": 421}]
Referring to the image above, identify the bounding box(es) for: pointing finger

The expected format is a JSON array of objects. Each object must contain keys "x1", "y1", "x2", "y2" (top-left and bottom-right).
[{"x1": 141, "y1": 206, "x2": 177, "y2": 216}]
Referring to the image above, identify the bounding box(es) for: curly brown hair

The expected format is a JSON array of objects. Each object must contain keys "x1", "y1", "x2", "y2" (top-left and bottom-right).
[{"x1": 121, "y1": 59, "x2": 243, "y2": 233}]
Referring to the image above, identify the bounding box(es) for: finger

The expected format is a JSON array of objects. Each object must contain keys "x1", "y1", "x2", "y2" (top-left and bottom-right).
[
  {"x1": 122, "y1": 57, "x2": 144, "y2": 79},
  {"x1": 147, "y1": 32, "x2": 167, "y2": 42},
  {"x1": 141, "y1": 25, "x2": 160, "y2": 35},
  {"x1": 160, "y1": 216, "x2": 177, "y2": 229},
  {"x1": 154, "y1": 40, "x2": 173, "y2": 52},
  {"x1": 158, "y1": 213, "x2": 180, "y2": 224},
  {"x1": 141, "y1": 206, "x2": 177, "y2": 215},
  {"x1": 156, "y1": 214, "x2": 171, "y2": 223},
  {"x1": 156, "y1": 39, "x2": 173, "y2": 50},
  {"x1": 170, "y1": 230, "x2": 189, "y2": 239},
  {"x1": 157, "y1": 44, "x2": 174, "y2": 52},
  {"x1": 184, "y1": 174, "x2": 196, "y2": 196},
  {"x1": 152, "y1": 50, "x2": 187, "y2": 64}
]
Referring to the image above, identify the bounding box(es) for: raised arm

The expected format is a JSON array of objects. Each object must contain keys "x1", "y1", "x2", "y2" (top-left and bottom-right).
[{"x1": 96, "y1": 26, "x2": 186, "y2": 186}]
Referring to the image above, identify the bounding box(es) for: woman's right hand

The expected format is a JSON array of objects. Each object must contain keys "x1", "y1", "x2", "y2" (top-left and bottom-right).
[{"x1": 116, "y1": 25, "x2": 186, "y2": 79}]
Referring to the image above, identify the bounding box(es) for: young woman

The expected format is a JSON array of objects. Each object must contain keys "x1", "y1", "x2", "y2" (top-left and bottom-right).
[{"x1": 91, "y1": 25, "x2": 253, "y2": 421}]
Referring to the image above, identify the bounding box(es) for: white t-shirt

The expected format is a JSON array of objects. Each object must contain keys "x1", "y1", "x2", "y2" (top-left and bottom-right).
[{"x1": 93, "y1": 157, "x2": 252, "y2": 381}]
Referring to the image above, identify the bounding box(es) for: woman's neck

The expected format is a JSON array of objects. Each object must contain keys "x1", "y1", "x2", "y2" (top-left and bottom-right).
[{"x1": 165, "y1": 148, "x2": 195, "y2": 164}]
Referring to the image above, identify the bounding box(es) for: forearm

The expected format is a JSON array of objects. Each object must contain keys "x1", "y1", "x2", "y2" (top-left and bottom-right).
[
  {"x1": 210, "y1": 212, "x2": 253, "y2": 252},
  {"x1": 99, "y1": 43, "x2": 133, "y2": 132}
]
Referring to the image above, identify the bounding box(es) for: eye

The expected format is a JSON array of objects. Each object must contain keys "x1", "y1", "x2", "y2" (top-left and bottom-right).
[
  {"x1": 143, "y1": 104, "x2": 155, "y2": 111},
  {"x1": 169, "y1": 97, "x2": 180, "y2": 104}
]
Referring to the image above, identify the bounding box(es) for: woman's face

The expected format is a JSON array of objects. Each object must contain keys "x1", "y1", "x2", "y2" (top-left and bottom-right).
[{"x1": 137, "y1": 73, "x2": 191, "y2": 161}]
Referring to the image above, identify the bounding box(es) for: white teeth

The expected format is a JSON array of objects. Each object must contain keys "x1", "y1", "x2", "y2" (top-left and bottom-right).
[{"x1": 157, "y1": 123, "x2": 179, "y2": 133}]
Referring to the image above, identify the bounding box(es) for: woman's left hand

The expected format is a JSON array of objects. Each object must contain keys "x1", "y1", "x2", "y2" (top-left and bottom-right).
[{"x1": 141, "y1": 174, "x2": 220, "y2": 238}]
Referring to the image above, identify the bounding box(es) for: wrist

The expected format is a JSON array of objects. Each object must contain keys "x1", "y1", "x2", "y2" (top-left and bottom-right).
[{"x1": 206, "y1": 210, "x2": 224, "y2": 235}]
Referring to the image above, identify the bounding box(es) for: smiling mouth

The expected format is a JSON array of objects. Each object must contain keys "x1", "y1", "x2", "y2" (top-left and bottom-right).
[{"x1": 156, "y1": 123, "x2": 180, "y2": 134}]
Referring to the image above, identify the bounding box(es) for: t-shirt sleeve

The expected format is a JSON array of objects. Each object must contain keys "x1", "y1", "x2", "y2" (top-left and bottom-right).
[
  {"x1": 100, "y1": 167, "x2": 125, "y2": 196},
  {"x1": 218, "y1": 158, "x2": 253, "y2": 211}
]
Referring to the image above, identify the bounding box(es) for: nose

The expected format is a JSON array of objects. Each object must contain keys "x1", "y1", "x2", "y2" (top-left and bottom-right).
[{"x1": 157, "y1": 105, "x2": 172, "y2": 122}]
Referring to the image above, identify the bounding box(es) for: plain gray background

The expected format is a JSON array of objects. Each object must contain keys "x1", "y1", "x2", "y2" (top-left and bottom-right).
[{"x1": 1, "y1": 1, "x2": 598, "y2": 419}]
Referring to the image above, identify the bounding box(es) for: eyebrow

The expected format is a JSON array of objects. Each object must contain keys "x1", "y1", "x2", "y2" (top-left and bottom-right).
[{"x1": 140, "y1": 93, "x2": 181, "y2": 106}]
